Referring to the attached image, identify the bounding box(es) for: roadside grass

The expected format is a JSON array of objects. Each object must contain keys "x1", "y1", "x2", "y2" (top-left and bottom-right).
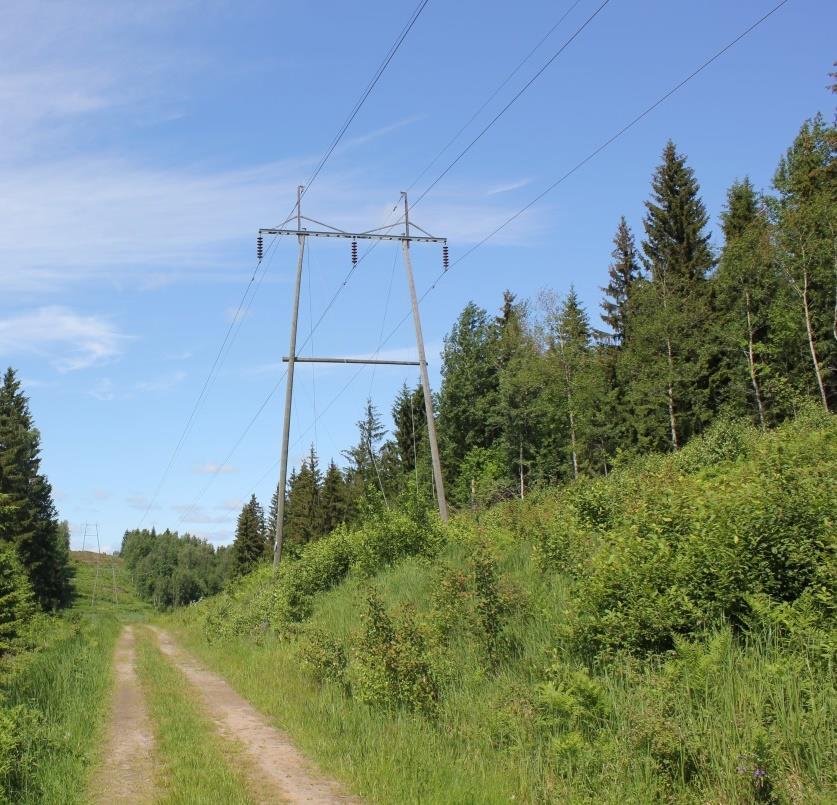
[
  {"x1": 1, "y1": 613, "x2": 122, "y2": 804},
  {"x1": 134, "y1": 628, "x2": 269, "y2": 805},
  {"x1": 0, "y1": 552, "x2": 150, "y2": 803}
]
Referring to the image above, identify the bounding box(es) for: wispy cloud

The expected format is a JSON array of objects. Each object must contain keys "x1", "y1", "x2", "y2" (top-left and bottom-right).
[
  {"x1": 93, "y1": 489, "x2": 112, "y2": 500},
  {"x1": 193, "y1": 463, "x2": 239, "y2": 475},
  {"x1": 486, "y1": 178, "x2": 532, "y2": 196},
  {"x1": 0, "y1": 307, "x2": 127, "y2": 371}
]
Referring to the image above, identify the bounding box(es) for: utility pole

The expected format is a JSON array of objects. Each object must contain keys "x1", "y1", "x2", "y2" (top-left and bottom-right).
[
  {"x1": 260, "y1": 193, "x2": 450, "y2": 568},
  {"x1": 273, "y1": 185, "x2": 305, "y2": 568},
  {"x1": 401, "y1": 192, "x2": 448, "y2": 522}
]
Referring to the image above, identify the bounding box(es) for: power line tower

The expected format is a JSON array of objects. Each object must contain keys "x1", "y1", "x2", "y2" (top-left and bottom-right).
[
  {"x1": 82, "y1": 522, "x2": 102, "y2": 606},
  {"x1": 260, "y1": 188, "x2": 449, "y2": 567}
]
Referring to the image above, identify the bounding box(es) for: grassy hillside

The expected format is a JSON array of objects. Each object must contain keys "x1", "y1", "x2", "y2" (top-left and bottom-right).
[
  {"x1": 0, "y1": 552, "x2": 148, "y2": 803},
  {"x1": 170, "y1": 410, "x2": 836, "y2": 803}
]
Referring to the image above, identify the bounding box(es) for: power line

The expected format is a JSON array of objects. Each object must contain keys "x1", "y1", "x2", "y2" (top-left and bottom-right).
[
  {"x1": 230, "y1": 0, "x2": 793, "y2": 511},
  {"x1": 411, "y1": 0, "x2": 612, "y2": 207},
  {"x1": 142, "y1": 2, "x2": 430, "y2": 523},
  {"x1": 405, "y1": 0, "x2": 585, "y2": 195},
  {"x1": 185, "y1": 0, "x2": 789, "y2": 527},
  {"x1": 296, "y1": 0, "x2": 431, "y2": 212}
]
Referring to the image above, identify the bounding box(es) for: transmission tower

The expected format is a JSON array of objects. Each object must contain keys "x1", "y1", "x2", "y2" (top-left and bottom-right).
[{"x1": 259, "y1": 188, "x2": 449, "y2": 567}]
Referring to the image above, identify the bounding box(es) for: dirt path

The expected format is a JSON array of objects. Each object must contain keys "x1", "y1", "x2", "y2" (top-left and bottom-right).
[
  {"x1": 147, "y1": 625, "x2": 361, "y2": 805},
  {"x1": 90, "y1": 626, "x2": 156, "y2": 804}
]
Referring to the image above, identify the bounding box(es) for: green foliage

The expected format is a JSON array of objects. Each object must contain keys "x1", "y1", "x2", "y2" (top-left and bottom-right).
[
  {"x1": 196, "y1": 503, "x2": 443, "y2": 641},
  {"x1": 298, "y1": 628, "x2": 348, "y2": 688},
  {"x1": 0, "y1": 545, "x2": 34, "y2": 662},
  {"x1": 528, "y1": 412, "x2": 837, "y2": 656},
  {"x1": 0, "y1": 369, "x2": 71, "y2": 610},
  {"x1": 431, "y1": 542, "x2": 518, "y2": 665},
  {"x1": 0, "y1": 612, "x2": 121, "y2": 804},
  {"x1": 121, "y1": 527, "x2": 230, "y2": 608},
  {"x1": 354, "y1": 589, "x2": 439, "y2": 716}
]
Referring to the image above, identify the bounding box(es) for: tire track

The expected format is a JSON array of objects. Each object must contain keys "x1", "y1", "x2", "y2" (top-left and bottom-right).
[{"x1": 147, "y1": 625, "x2": 361, "y2": 805}]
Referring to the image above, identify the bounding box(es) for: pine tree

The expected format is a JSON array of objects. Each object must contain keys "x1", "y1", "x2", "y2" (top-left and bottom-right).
[
  {"x1": 319, "y1": 460, "x2": 348, "y2": 534},
  {"x1": 231, "y1": 494, "x2": 266, "y2": 576},
  {"x1": 600, "y1": 217, "x2": 641, "y2": 343},
  {"x1": 0, "y1": 368, "x2": 71, "y2": 609},
  {"x1": 627, "y1": 142, "x2": 714, "y2": 451},
  {"x1": 284, "y1": 445, "x2": 323, "y2": 549}
]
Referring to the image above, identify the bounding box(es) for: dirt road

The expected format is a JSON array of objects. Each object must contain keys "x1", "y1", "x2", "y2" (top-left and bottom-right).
[{"x1": 92, "y1": 623, "x2": 359, "y2": 804}]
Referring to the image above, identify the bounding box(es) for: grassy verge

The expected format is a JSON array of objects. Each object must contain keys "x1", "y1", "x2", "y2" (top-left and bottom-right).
[
  {"x1": 1, "y1": 613, "x2": 122, "y2": 804},
  {"x1": 134, "y1": 628, "x2": 269, "y2": 805},
  {"x1": 0, "y1": 552, "x2": 150, "y2": 803}
]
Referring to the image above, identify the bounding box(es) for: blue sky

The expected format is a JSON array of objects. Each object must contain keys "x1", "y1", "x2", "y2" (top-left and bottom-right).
[{"x1": 1, "y1": 0, "x2": 833, "y2": 552}]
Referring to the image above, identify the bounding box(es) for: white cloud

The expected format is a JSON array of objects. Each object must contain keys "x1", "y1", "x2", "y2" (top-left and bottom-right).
[
  {"x1": 93, "y1": 489, "x2": 111, "y2": 500},
  {"x1": 193, "y1": 463, "x2": 239, "y2": 475},
  {"x1": 219, "y1": 498, "x2": 245, "y2": 511},
  {"x1": 486, "y1": 178, "x2": 532, "y2": 196},
  {"x1": 0, "y1": 307, "x2": 127, "y2": 371}
]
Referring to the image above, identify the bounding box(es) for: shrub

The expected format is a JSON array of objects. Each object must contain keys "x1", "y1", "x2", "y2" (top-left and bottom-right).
[
  {"x1": 354, "y1": 589, "x2": 439, "y2": 716},
  {"x1": 298, "y1": 629, "x2": 348, "y2": 689}
]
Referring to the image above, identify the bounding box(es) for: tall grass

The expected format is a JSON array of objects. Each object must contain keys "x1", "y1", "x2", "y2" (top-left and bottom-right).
[
  {"x1": 170, "y1": 412, "x2": 836, "y2": 803},
  {"x1": 0, "y1": 552, "x2": 149, "y2": 803}
]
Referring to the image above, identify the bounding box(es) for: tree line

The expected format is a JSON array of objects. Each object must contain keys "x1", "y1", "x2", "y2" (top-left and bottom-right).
[
  {"x1": 0, "y1": 368, "x2": 72, "y2": 662},
  {"x1": 235, "y1": 104, "x2": 833, "y2": 554}
]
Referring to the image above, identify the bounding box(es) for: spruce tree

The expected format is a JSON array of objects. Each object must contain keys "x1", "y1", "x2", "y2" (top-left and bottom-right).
[
  {"x1": 343, "y1": 400, "x2": 387, "y2": 500},
  {"x1": 319, "y1": 460, "x2": 348, "y2": 534},
  {"x1": 600, "y1": 217, "x2": 641, "y2": 344},
  {"x1": 545, "y1": 289, "x2": 597, "y2": 478},
  {"x1": 438, "y1": 303, "x2": 502, "y2": 486},
  {"x1": 0, "y1": 368, "x2": 71, "y2": 609},
  {"x1": 392, "y1": 383, "x2": 426, "y2": 473},
  {"x1": 284, "y1": 446, "x2": 322, "y2": 548},
  {"x1": 714, "y1": 178, "x2": 776, "y2": 425},
  {"x1": 627, "y1": 142, "x2": 714, "y2": 451},
  {"x1": 0, "y1": 540, "x2": 35, "y2": 658},
  {"x1": 231, "y1": 494, "x2": 266, "y2": 576}
]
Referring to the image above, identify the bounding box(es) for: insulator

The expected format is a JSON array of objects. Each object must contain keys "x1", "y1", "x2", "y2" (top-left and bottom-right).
[
  {"x1": 351, "y1": 239, "x2": 358, "y2": 266},
  {"x1": 257, "y1": 235, "x2": 264, "y2": 261},
  {"x1": 442, "y1": 244, "x2": 449, "y2": 270}
]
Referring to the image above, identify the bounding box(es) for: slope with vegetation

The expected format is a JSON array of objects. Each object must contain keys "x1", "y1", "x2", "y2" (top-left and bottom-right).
[
  {"x1": 171, "y1": 409, "x2": 835, "y2": 803},
  {"x1": 156, "y1": 89, "x2": 836, "y2": 804}
]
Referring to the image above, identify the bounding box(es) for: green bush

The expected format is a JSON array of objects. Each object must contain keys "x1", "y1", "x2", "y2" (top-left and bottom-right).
[
  {"x1": 0, "y1": 703, "x2": 44, "y2": 801},
  {"x1": 354, "y1": 589, "x2": 439, "y2": 716},
  {"x1": 195, "y1": 504, "x2": 444, "y2": 642}
]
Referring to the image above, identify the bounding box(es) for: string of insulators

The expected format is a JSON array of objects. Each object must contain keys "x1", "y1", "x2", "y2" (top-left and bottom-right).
[
  {"x1": 442, "y1": 244, "x2": 449, "y2": 271},
  {"x1": 351, "y1": 239, "x2": 358, "y2": 266},
  {"x1": 256, "y1": 235, "x2": 264, "y2": 261}
]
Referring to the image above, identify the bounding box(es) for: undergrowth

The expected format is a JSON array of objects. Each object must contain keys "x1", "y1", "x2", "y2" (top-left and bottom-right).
[{"x1": 173, "y1": 409, "x2": 836, "y2": 803}]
